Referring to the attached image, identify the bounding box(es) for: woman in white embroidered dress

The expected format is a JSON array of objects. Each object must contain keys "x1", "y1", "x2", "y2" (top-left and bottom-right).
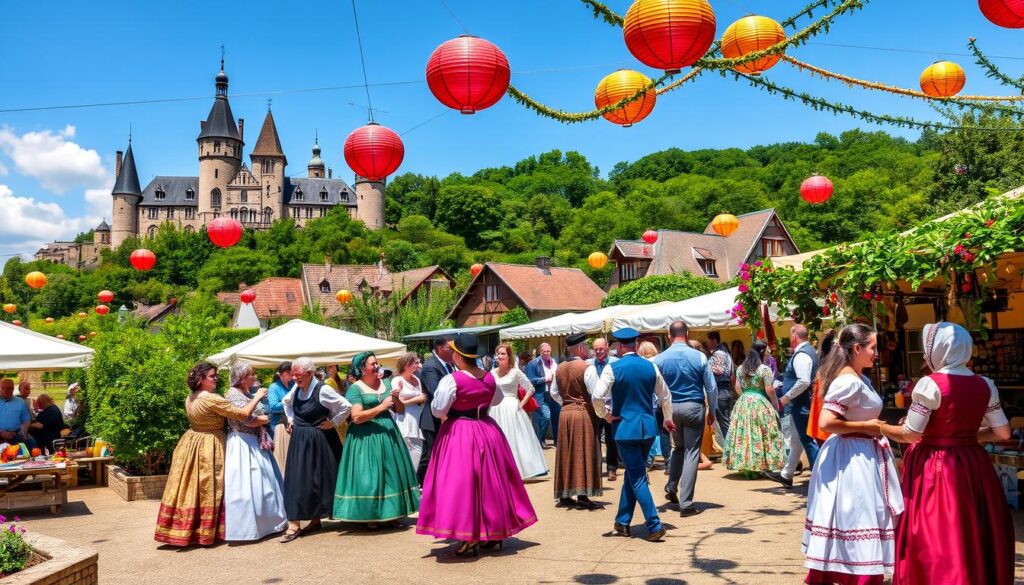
[
  {"x1": 802, "y1": 323, "x2": 903, "y2": 585},
  {"x1": 391, "y1": 352, "x2": 426, "y2": 469},
  {"x1": 490, "y1": 344, "x2": 548, "y2": 479}
]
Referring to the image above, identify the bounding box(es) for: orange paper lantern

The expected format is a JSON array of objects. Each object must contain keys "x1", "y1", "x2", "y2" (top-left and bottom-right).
[
  {"x1": 588, "y1": 252, "x2": 609, "y2": 270},
  {"x1": 920, "y1": 61, "x2": 965, "y2": 97},
  {"x1": 594, "y1": 70, "x2": 657, "y2": 127},
  {"x1": 470, "y1": 263, "x2": 484, "y2": 277},
  {"x1": 623, "y1": 0, "x2": 717, "y2": 73},
  {"x1": 89, "y1": 331, "x2": 97, "y2": 338},
  {"x1": 95, "y1": 305, "x2": 110, "y2": 315},
  {"x1": 335, "y1": 289, "x2": 353, "y2": 304},
  {"x1": 25, "y1": 271, "x2": 47, "y2": 289},
  {"x1": 77, "y1": 312, "x2": 87, "y2": 319},
  {"x1": 720, "y1": 16, "x2": 786, "y2": 74},
  {"x1": 711, "y1": 213, "x2": 740, "y2": 237},
  {"x1": 2, "y1": 304, "x2": 14, "y2": 314}
]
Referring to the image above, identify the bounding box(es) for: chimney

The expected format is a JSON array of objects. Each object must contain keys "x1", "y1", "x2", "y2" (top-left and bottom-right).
[
  {"x1": 535, "y1": 256, "x2": 551, "y2": 270},
  {"x1": 115, "y1": 151, "x2": 123, "y2": 179},
  {"x1": 238, "y1": 118, "x2": 244, "y2": 143},
  {"x1": 328, "y1": 167, "x2": 333, "y2": 179}
]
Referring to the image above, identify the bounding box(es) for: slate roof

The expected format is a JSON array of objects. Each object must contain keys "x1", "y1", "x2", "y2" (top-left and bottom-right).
[
  {"x1": 251, "y1": 111, "x2": 286, "y2": 162},
  {"x1": 285, "y1": 178, "x2": 357, "y2": 207},
  {"x1": 217, "y1": 277, "x2": 304, "y2": 320},
  {"x1": 139, "y1": 176, "x2": 199, "y2": 207},
  {"x1": 95, "y1": 220, "x2": 110, "y2": 231},
  {"x1": 112, "y1": 143, "x2": 142, "y2": 196},
  {"x1": 198, "y1": 95, "x2": 241, "y2": 142}
]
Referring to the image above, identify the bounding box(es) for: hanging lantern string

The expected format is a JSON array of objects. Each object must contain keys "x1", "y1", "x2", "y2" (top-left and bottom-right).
[
  {"x1": 781, "y1": 55, "x2": 1024, "y2": 114},
  {"x1": 437, "y1": 0, "x2": 472, "y2": 34},
  {"x1": 733, "y1": 71, "x2": 1024, "y2": 132},
  {"x1": 969, "y1": 38, "x2": 1024, "y2": 94},
  {"x1": 350, "y1": 0, "x2": 376, "y2": 123},
  {"x1": 578, "y1": 0, "x2": 849, "y2": 31}
]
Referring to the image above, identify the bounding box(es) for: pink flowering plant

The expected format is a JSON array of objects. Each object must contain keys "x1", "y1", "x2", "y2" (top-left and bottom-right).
[
  {"x1": 733, "y1": 194, "x2": 1024, "y2": 336},
  {"x1": 0, "y1": 515, "x2": 31, "y2": 575}
]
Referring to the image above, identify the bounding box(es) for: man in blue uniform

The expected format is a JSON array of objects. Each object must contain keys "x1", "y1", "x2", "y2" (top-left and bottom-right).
[{"x1": 592, "y1": 328, "x2": 675, "y2": 541}]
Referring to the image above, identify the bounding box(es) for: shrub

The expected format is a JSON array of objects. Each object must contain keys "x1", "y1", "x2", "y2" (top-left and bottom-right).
[
  {"x1": 498, "y1": 306, "x2": 530, "y2": 354},
  {"x1": 602, "y1": 273, "x2": 721, "y2": 307},
  {"x1": 0, "y1": 515, "x2": 31, "y2": 576}
]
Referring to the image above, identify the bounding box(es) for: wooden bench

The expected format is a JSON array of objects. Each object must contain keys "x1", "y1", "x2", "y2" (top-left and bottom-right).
[
  {"x1": 66, "y1": 456, "x2": 114, "y2": 488},
  {"x1": 0, "y1": 464, "x2": 68, "y2": 514}
]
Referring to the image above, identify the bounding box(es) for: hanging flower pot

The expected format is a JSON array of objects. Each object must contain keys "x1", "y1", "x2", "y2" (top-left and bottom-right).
[
  {"x1": 623, "y1": 0, "x2": 717, "y2": 73},
  {"x1": 344, "y1": 122, "x2": 404, "y2": 182},
  {"x1": 594, "y1": 70, "x2": 657, "y2": 127},
  {"x1": 720, "y1": 15, "x2": 786, "y2": 74},
  {"x1": 426, "y1": 35, "x2": 511, "y2": 114},
  {"x1": 207, "y1": 217, "x2": 243, "y2": 248},
  {"x1": 129, "y1": 249, "x2": 156, "y2": 271}
]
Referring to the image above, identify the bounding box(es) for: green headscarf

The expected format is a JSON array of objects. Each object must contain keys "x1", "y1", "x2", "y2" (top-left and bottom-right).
[{"x1": 349, "y1": 351, "x2": 375, "y2": 379}]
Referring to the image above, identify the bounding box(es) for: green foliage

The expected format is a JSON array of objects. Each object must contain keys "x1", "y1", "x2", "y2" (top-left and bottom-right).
[
  {"x1": 434, "y1": 184, "x2": 504, "y2": 249},
  {"x1": 73, "y1": 229, "x2": 95, "y2": 244},
  {"x1": 350, "y1": 287, "x2": 458, "y2": 343},
  {"x1": 498, "y1": 306, "x2": 530, "y2": 354},
  {"x1": 602, "y1": 273, "x2": 721, "y2": 307},
  {"x1": 0, "y1": 517, "x2": 31, "y2": 576},
  {"x1": 197, "y1": 246, "x2": 275, "y2": 293}
]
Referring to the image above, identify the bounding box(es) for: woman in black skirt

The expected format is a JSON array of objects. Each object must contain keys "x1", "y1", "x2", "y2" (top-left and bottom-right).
[{"x1": 280, "y1": 356, "x2": 351, "y2": 542}]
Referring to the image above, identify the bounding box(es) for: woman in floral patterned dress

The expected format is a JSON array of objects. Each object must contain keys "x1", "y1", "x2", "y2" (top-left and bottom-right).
[{"x1": 722, "y1": 341, "x2": 785, "y2": 478}]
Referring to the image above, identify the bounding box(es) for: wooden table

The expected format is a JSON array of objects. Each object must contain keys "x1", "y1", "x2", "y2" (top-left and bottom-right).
[
  {"x1": 0, "y1": 464, "x2": 68, "y2": 514},
  {"x1": 69, "y1": 456, "x2": 114, "y2": 487}
]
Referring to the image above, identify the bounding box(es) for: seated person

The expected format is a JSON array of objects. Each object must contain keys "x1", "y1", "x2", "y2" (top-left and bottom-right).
[
  {"x1": 63, "y1": 383, "x2": 83, "y2": 428},
  {"x1": 28, "y1": 394, "x2": 66, "y2": 453},
  {"x1": 0, "y1": 379, "x2": 34, "y2": 449}
]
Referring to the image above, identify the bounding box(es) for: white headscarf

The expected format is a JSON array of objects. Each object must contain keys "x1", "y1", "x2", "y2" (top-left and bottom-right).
[{"x1": 923, "y1": 322, "x2": 973, "y2": 372}]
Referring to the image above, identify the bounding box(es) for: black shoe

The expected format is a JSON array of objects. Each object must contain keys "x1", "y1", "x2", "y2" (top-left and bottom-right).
[
  {"x1": 645, "y1": 527, "x2": 667, "y2": 541},
  {"x1": 679, "y1": 507, "x2": 703, "y2": 518},
  {"x1": 480, "y1": 539, "x2": 503, "y2": 551},
  {"x1": 557, "y1": 497, "x2": 577, "y2": 509},
  {"x1": 763, "y1": 471, "x2": 793, "y2": 488},
  {"x1": 664, "y1": 489, "x2": 679, "y2": 504},
  {"x1": 453, "y1": 541, "x2": 479, "y2": 557},
  {"x1": 576, "y1": 496, "x2": 599, "y2": 510},
  {"x1": 795, "y1": 462, "x2": 805, "y2": 475},
  {"x1": 613, "y1": 522, "x2": 631, "y2": 537}
]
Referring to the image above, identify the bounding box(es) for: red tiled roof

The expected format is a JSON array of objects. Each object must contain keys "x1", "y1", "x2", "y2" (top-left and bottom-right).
[
  {"x1": 300, "y1": 263, "x2": 451, "y2": 317},
  {"x1": 481, "y1": 262, "x2": 606, "y2": 312},
  {"x1": 219, "y1": 277, "x2": 304, "y2": 320}
]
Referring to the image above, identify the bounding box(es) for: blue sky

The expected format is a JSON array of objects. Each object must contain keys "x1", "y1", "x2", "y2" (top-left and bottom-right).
[{"x1": 1, "y1": 0, "x2": 1022, "y2": 258}]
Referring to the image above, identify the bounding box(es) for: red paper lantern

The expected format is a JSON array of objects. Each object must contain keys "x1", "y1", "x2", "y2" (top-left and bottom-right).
[
  {"x1": 97, "y1": 290, "x2": 114, "y2": 304},
  {"x1": 623, "y1": 0, "x2": 717, "y2": 73},
  {"x1": 207, "y1": 217, "x2": 243, "y2": 248},
  {"x1": 426, "y1": 35, "x2": 511, "y2": 114},
  {"x1": 95, "y1": 305, "x2": 110, "y2": 315},
  {"x1": 56, "y1": 335, "x2": 65, "y2": 340},
  {"x1": 800, "y1": 175, "x2": 834, "y2": 205},
  {"x1": 130, "y1": 249, "x2": 156, "y2": 271},
  {"x1": 11, "y1": 320, "x2": 21, "y2": 327},
  {"x1": 470, "y1": 263, "x2": 484, "y2": 277},
  {"x1": 642, "y1": 230, "x2": 658, "y2": 245},
  {"x1": 79, "y1": 335, "x2": 87, "y2": 342},
  {"x1": 979, "y1": 0, "x2": 1024, "y2": 28},
  {"x1": 344, "y1": 123, "x2": 404, "y2": 182},
  {"x1": 240, "y1": 289, "x2": 256, "y2": 304}
]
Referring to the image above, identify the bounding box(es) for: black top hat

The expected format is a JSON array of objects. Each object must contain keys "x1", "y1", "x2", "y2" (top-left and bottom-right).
[
  {"x1": 566, "y1": 333, "x2": 587, "y2": 347},
  {"x1": 449, "y1": 333, "x2": 481, "y2": 359}
]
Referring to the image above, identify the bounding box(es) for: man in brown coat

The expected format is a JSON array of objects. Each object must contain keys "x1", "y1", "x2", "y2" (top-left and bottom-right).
[{"x1": 549, "y1": 333, "x2": 603, "y2": 510}]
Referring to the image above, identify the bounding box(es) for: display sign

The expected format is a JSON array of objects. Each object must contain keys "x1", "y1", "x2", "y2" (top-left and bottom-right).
[{"x1": 972, "y1": 329, "x2": 1024, "y2": 387}]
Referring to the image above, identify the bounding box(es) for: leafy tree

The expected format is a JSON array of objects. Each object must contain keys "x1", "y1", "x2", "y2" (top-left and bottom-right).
[
  {"x1": 349, "y1": 287, "x2": 457, "y2": 343},
  {"x1": 197, "y1": 246, "x2": 275, "y2": 293},
  {"x1": 74, "y1": 229, "x2": 95, "y2": 244},
  {"x1": 498, "y1": 306, "x2": 529, "y2": 354},
  {"x1": 434, "y1": 184, "x2": 504, "y2": 249},
  {"x1": 602, "y1": 273, "x2": 721, "y2": 307}
]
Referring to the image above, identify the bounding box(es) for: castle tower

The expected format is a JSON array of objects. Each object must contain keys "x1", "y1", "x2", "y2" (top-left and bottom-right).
[
  {"x1": 93, "y1": 219, "x2": 111, "y2": 248},
  {"x1": 110, "y1": 141, "x2": 142, "y2": 248},
  {"x1": 197, "y1": 60, "x2": 243, "y2": 223},
  {"x1": 355, "y1": 176, "x2": 385, "y2": 230},
  {"x1": 307, "y1": 135, "x2": 325, "y2": 179},
  {"x1": 250, "y1": 108, "x2": 287, "y2": 219}
]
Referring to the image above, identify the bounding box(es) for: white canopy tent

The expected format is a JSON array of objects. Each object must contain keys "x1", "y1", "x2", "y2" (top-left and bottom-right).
[
  {"x1": 0, "y1": 321, "x2": 95, "y2": 371},
  {"x1": 568, "y1": 302, "x2": 675, "y2": 335},
  {"x1": 208, "y1": 319, "x2": 407, "y2": 369},
  {"x1": 611, "y1": 286, "x2": 783, "y2": 332},
  {"x1": 499, "y1": 312, "x2": 581, "y2": 341}
]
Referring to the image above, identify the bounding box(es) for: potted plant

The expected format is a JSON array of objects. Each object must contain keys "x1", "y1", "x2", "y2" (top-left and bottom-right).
[{"x1": 0, "y1": 516, "x2": 98, "y2": 584}]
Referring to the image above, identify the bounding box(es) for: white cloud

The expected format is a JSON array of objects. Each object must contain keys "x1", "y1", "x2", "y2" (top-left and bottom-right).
[
  {"x1": 0, "y1": 184, "x2": 101, "y2": 258},
  {"x1": 85, "y1": 180, "x2": 114, "y2": 219},
  {"x1": 0, "y1": 125, "x2": 109, "y2": 194}
]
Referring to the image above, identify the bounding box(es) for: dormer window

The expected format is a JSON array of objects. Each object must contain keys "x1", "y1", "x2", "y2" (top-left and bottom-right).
[
  {"x1": 692, "y1": 247, "x2": 718, "y2": 277},
  {"x1": 294, "y1": 188, "x2": 303, "y2": 201},
  {"x1": 185, "y1": 187, "x2": 195, "y2": 201},
  {"x1": 340, "y1": 189, "x2": 350, "y2": 202},
  {"x1": 697, "y1": 259, "x2": 717, "y2": 277},
  {"x1": 154, "y1": 188, "x2": 165, "y2": 201},
  {"x1": 318, "y1": 279, "x2": 331, "y2": 293},
  {"x1": 320, "y1": 188, "x2": 329, "y2": 202}
]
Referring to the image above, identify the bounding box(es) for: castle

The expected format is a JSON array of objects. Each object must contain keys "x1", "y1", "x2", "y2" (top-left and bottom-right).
[{"x1": 36, "y1": 61, "x2": 386, "y2": 267}]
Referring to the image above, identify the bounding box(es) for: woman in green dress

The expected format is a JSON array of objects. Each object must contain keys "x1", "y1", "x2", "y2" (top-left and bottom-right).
[
  {"x1": 333, "y1": 352, "x2": 420, "y2": 527},
  {"x1": 722, "y1": 341, "x2": 785, "y2": 479}
]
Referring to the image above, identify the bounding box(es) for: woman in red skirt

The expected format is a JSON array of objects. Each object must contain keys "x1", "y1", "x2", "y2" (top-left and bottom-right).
[{"x1": 879, "y1": 322, "x2": 1015, "y2": 585}]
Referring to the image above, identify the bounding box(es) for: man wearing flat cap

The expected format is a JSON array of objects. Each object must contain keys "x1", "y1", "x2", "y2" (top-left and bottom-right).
[
  {"x1": 593, "y1": 328, "x2": 675, "y2": 542},
  {"x1": 549, "y1": 333, "x2": 603, "y2": 510}
]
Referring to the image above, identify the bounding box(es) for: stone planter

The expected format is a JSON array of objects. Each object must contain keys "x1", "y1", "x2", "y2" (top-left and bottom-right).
[
  {"x1": 107, "y1": 465, "x2": 167, "y2": 501},
  {"x1": 4, "y1": 532, "x2": 97, "y2": 585}
]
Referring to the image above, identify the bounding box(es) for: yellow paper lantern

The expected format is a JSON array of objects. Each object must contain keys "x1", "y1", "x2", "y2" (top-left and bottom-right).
[
  {"x1": 45, "y1": 317, "x2": 54, "y2": 324},
  {"x1": 335, "y1": 289, "x2": 353, "y2": 304},
  {"x1": 711, "y1": 213, "x2": 740, "y2": 237},
  {"x1": 720, "y1": 16, "x2": 786, "y2": 75},
  {"x1": 588, "y1": 252, "x2": 609, "y2": 270},
  {"x1": 920, "y1": 61, "x2": 965, "y2": 97},
  {"x1": 24, "y1": 271, "x2": 47, "y2": 289},
  {"x1": 2, "y1": 304, "x2": 15, "y2": 314},
  {"x1": 77, "y1": 312, "x2": 87, "y2": 319},
  {"x1": 594, "y1": 70, "x2": 657, "y2": 127}
]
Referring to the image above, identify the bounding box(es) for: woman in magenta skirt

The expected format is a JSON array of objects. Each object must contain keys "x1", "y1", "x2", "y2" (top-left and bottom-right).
[
  {"x1": 416, "y1": 333, "x2": 537, "y2": 557},
  {"x1": 880, "y1": 322, "x2": 1014, "y2": 584}
]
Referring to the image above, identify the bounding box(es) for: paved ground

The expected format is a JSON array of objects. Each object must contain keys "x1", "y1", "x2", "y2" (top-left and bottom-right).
[{"x1": 13, "y1": 450, "x2": 1024, "y2": 584}]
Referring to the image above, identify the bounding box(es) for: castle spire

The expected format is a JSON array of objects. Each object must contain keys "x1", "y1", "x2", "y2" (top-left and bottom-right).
[
  {"x1": 308, "y1": 131, "x2": 325, "y2": 177},
  {"x1": 251, "y1": 109, "x2": 286, "y2": 163},
  {"x1": 198, "y1": 53, "x2": 241, "y2": 142},
  {"x1": 112, "y1": 140, "x2": 142, "y2": 196}
]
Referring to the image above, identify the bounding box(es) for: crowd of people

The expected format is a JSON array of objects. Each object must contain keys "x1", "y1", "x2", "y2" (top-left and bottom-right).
[
  {"x1": 149, "y1": 320, "x2": 1016, "y2": 583},
  {"x1": 0, "y1": 378, "x2": 84, "y2": 453}
]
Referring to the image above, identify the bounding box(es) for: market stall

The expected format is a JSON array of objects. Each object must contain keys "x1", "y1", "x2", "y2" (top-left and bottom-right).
[{"x1": 0, "y1": 321, "x2": 94, "y2": 371}]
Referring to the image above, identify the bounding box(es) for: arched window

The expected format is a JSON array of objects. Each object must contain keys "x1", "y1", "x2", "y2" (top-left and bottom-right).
[
  {"x1": 263, "y1": 207, "x2": 273, "y2": 222},
  {"x1": 320, "y1": 188, "x2": 329, "y2": 202},
  {"x1": 240, "y1": 190, "x2": 248, "y2": 203},
  {"x1": 185, "y1": 187, "x2": 195, "y2": 201},
  {"x1": 230, "y1": 208, "x2": 238, "y2": 219},
  {"x1": 211, "y1": 188, "x2": 221, "y2": 207},
  {"x1": 294, "y1": 187, "x2": 303, "y2": 201},
  {"x1": 147, "y1": 225, "x2": 157, "y2": 237},
  {"x1": 250, "y1": 209, "x2": 258, "y2": 223},
  {"x1": 318, "y1": 279, "x2": 331, "y2": 293},
  {"x1": 239, "y1": 207, "x2": 247, "y2": 222}
]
